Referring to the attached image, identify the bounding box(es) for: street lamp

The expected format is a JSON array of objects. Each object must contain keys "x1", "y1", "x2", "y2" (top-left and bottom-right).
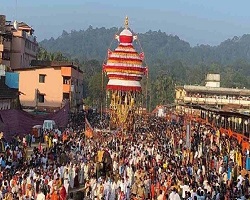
[
  {"x1": 221, "y1": 116, "x2": 225, "y2": 128},
  {"x1": 238, "y1": 118, "x2": 242, "y2": 132},
  {"x1": 216, "y1": 115, "x2": 220, "y2": 127},
  {"x1": 212, "y1": 114, "x2": 216, "y2": 125},
  {"x1": 244, "y1": 120, "x2": 248, "y2": 135},
  {"x1": 234, "y1": 117, "x2": 238, "y2": 131},
  {"x1": 208, "y1": 112, "x2": 211, "y2": 123},
  {"x1": 228, "y1": 117, "x2": 231, "y2": 129}
]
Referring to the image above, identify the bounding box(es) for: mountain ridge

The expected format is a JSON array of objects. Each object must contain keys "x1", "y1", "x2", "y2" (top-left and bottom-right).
[
  {"x1": 39, "y1": 26, "x2": 250, "y2": 66},
  {"x1": 38, "y1": 26, "x2": 250, "y2": 108}
]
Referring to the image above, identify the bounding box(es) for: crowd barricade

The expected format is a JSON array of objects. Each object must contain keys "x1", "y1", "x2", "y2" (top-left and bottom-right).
[
  {"x1": 187, "y1": 115, "x2": 250, "y2": 151},
  {"x1": 166, "y1": 112, "x2": 250, "y2": 152},
  {"x1": 218, "y1": 127, "x2": 250, "y2": 150},
  {"x1": 183, "y1": 114, "x2": 250, "y2": 172}
]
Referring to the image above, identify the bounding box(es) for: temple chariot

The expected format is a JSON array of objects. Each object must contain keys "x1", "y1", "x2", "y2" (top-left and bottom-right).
[{"x1": 103, "y1": 16, "x2": 147, "y2": 131}]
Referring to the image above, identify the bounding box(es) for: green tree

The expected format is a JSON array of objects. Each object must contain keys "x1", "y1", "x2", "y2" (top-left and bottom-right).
[
  {"x1": 149, "y1": 74, "x2": 175, "y2": 109},
  {"x1": 37, "y1": 47, "x2": 69, "y2": 61}
]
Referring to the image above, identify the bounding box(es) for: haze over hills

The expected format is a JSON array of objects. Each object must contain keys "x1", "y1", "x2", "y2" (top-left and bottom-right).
[
  {"x1": 39, "y1": 26, "x2": 250, "y2": 66},
  {"x1": 39, "y1": 26, "x2": 250, "y2": 108}
]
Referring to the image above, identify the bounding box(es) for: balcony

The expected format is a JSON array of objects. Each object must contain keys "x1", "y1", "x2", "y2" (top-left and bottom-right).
[
  {"x1": 63, "y1": 84, "x2": 71, "y2": 93},
  {"x1": 181, "y1": 96, "x2": 250, "y2": 106},
  {"x1": 3, "y1": 41, "x2": 11, "y2": 50},
  {"x1": 22, "y1": 31, "x2": 37, "y2": 43},
  {"x1": 2, "y1": 50, "x2": 10, "y2": 60},
  {"x1": 24, "y1": 46, "x2": 37, "y2": 57}
]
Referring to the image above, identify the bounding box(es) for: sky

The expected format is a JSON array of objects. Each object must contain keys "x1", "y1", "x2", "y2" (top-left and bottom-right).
[{"x1": 1, "y1": 0, "x2": 250, "y2": 46}]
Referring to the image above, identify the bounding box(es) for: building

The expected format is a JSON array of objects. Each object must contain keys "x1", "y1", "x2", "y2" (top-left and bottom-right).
[
  {"x1": 14, "y1": 61, "x2": 83, "y2": 112},
  {"x1": 174, "y1": 74, "x2": 250, "y2": 138},
  {"x1": 0, "y1": 65, "x2": 20, "y2": 110},
  {"x1": 0, "y1": 15, "x2": 38, "y2": 70},
  {"x1": 175, "y1": 74, "x2": 250, "y2": 110}
]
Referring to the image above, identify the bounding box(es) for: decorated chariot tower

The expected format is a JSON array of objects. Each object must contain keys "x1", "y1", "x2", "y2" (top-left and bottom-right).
[{"x1": 103, "y1": 16, "x2": 147, "y2": 130}]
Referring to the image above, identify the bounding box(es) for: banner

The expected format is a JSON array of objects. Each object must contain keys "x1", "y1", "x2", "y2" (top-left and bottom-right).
[
  {"x1": 186, "y1": 123, "x2": 191, "y2": 150},
  {"x1": 242, "y1": 141, "x2": 249, "y2": 151},
  {"x1": 246, "y1": 156, "x2": 250, "y2": 171},
  {"x1": 85, "y1": 117, "x2": 94, "y2": 138},
  {"x1": 228, "y1": 129, "x2": 233, "y2": 137}
]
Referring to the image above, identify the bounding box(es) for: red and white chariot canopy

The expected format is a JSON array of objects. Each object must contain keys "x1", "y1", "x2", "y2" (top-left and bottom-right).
[{"x1": 103, "y1": 16, "x2": 147, "y2": 92}]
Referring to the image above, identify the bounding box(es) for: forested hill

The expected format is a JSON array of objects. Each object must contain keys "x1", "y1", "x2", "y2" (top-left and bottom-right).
[
  {"x1": 39, "y1": 26, "x2": 250, "y2": 66},
  {"x1": 39, "y1": 27, "x2": 250, "y2": 109}
]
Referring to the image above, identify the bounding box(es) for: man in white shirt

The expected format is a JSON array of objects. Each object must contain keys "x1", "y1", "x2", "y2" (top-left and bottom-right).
[
  {"x1": 203, "y1": 180, "x2": 212, "y2": 194},
  {"x1": 52, "y1": 137, "x2": 58, "y2": 144},
  {"x1": 180, "y1": 182, "x2": 190, "y2": 199},
  {"x1": 37, "y1": 189, "x2": 45, "y2": 200},
  {"x1": 169, "y1": 188, "x2": 181, "y2": 200},
  {"x1": 237, "y1": 173, "x2": 245, "y2": 185},
  {"x1": 157, "y1": 190, "x2": 164, "y2": 200}
]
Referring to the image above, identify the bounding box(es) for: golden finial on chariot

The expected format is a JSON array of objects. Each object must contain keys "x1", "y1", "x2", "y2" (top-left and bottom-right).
[{"x1": 125, "y1": 16, "x2": 129, "y2": 29}]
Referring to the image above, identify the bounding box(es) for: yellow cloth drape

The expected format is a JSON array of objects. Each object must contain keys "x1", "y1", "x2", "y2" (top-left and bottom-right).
[
  {"x1": 45, "y1": 135, "x2": 48, "y2": 143},
  {"x1": 237, "y1": 151, "x2": 242, "y2": 168},
  {"x1": 216, "y1": 130, "x2": 220, "y2": 138},
  {"x1": 48, "y1": 137, "x2": 52, "y2": 148},
  {"x1": 97, "y1": 150, "x2": 104, "y2": 162}
]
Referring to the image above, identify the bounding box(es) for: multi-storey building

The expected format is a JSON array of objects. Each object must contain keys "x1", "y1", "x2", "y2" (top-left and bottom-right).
[
  {"x1": 14, "y1": 61, "x2": 84, "y2": 112},
  {"x1": 175, "y1": 74, "x2": 250, "y2": 109},
  {"x1": 0, "y1": 15, "x2": 38, "y2": 69}
]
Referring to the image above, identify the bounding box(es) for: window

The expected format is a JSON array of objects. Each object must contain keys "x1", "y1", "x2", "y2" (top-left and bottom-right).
[
  {"x1": 2, "y1": 50, "x2": 10, "y2": 60},
  {"x1": 39, "y1": 74, "x2": 46, "y2": 83},
  {"x1": 63, "y1": 93, "x2": 70, "y2": 100},
  {"x1": 63, "y1": 76, "x2": 71, "y2": 84},
  {"x1": 38, "y1": 94, "x2": 44, "y2": 103}
]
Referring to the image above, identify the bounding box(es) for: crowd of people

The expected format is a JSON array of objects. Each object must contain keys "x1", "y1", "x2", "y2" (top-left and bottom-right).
[{"x1": 0, "y1": 111, "x2": 249, "y2": 199}]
